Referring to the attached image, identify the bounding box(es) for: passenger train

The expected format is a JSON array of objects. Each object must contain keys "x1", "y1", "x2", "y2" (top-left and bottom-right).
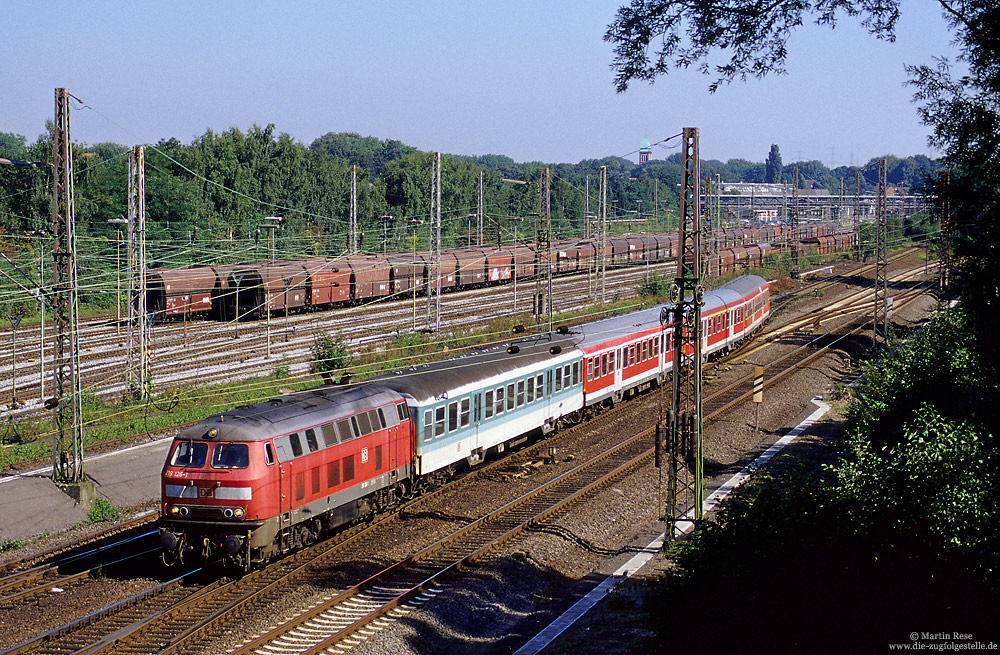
[{"x1": 159, "y1": 275, "x2": 771, "y2": 568}]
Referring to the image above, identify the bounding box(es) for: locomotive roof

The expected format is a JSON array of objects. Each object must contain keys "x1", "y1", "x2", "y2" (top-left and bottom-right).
[
  {"x1": 372, "y1": 332, "x2": 581, "y2": 403},
  {"x1": 175, "y1": 384, "x2": 403, "y2": 442}
]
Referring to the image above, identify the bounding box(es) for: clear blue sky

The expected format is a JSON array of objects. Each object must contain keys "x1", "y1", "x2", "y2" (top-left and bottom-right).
[{"x1": 2, "y1": 1, "x2": 958, "y2": 168}]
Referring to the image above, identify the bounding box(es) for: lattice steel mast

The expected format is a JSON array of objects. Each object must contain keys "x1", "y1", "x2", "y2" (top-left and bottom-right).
[
  {"x1": 126, "y1": 145, "x2": 149, "y2": 399},
  {"x1": 873, "y1": 159, "x2": 889, "y2": 348},
  {"x1": 535, "y1": 168, "x2": 552, "y2": 332},
  {"x1": 50, "y1": 88, "x2": 85, "y2": 484},
  {"x1": 663, "y1": 127, "x2": 704, "y2": 535}
]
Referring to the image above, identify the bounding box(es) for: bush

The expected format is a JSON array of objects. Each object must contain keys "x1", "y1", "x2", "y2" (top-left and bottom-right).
[{"x1": 88, "y1": 497, "x2": 120, "y2": 523}]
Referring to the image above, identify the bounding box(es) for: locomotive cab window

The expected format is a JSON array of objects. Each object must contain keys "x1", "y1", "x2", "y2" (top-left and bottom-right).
[
  {"x1": 170, "y1": 441, "x2": 208, "y2": 468},
  {"x1": 264, "y1": 442, "x2": 275, "y2": 466},
  {"x1": 212, "y1": 443, "x2": 249, "y2": 469},
  {"x1": 289, "y1": 433, "x2": 303, "y2": 458}
]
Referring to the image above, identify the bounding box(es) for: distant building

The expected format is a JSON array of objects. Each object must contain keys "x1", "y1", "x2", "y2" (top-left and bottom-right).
[{"x1": 638, "y1": 137, "x2": 651, "y2": 164}]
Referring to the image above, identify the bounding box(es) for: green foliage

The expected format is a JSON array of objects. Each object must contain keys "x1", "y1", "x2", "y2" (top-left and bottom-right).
[
  {"x1": 637, "y1": 272, "x2": 670, "y2": 298},
  {"x1": 87, "y1": 497, "x2": 121, "y2": 523},
  {"x1": 311, "y1": 334, "x2": 353, "y2": 377},
  {"x1": 0, "y1": 538, "x2": 22, "y2": 553}
]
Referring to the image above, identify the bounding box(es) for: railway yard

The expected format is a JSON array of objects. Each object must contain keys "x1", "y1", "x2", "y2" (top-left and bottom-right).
[{"x1": 0, "y1": 246, "x2": 941, "y2": 655}]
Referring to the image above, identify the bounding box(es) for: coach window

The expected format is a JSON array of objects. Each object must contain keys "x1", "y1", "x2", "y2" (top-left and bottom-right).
[
  {"x1": 460, "y1": 398, "x2": 471, "y2": 427},
  {"x1": 517, "y1": 380, "x2": 525, "y2": 406},
  {"x1": 587, "y1": 359, "x2": 593, "y2": 381},
  {"x1": 527, "y1": 377, "x2": 535, "y2": 402},
  {"x1": 555, "y1": 367, "x2": 562, "y2": 392},
  {"x1": 495, "y1": 387, "x2": 505, "y2": 414},
  {"x1": 289, "y1": 433, "x2": 303, "y2": 458},
  {"x1": 506, "y1": 383, "x2": 515, "y2": 411},
  {"x1": 564, "y1": 364, "x2": 571, "y2": 385},
  {"x1": 435, "y1": 406, "x2": 446, "y2": 437},
  {"x1": 536, "y1": 374, "x2": 544, "y2": 398},
  {"x1": 423, "y1": 410, "x2": 433, "y2": 440},
  {"x1": 610, "y1": 350, "x2": 616, "y2": 372},
  {"x1": 264, "y1": 442, "x2": 275, "y2": 466},
  {"x1": 448, "y1": 401, "x2": 458, "y2": 432},
  {"x1": 629, "y1": 345, "x2": 635, "y2": 366},
  {"x1": 485, "y1": 390, "x2": 495, "y2": 418},
  {"x1": 572, "y1": 362, "x2": 580, "y2": 385},
  {"x1": 305, "y1": 429, "x2": 319, "y2": 452}
]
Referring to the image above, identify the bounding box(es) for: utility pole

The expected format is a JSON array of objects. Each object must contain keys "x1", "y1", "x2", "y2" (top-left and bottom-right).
[
  {"x1": 349, "y1": 165, "x2": 358, "y2": 254},
  {"x1": 853, "y1": 171, "x2": 862, "y2": 262},
  {"x1": 426, "y1": 152, "x2": 442, "y2": 331},
  {"x1": 789, "y1": 166, "x2": 800, "y2": 276},
  {"x1": 477, "y1": 170, "x2": 484, "y2": 247},
  {"x1": 873, "y1": 159, "x2": 889, "y2": 349},
  {"x1": 536, "y1": 168, "x2": 552, "y2": 332},
  {"x1": 50, "y1": 88, "x2": 86, "y2": 490},
  {"x1": 125, "y1": 146, "x2": 149, "y2": 400},
  {"x1": 599, "y1": 165, "x2": 608, "y2": 304},
  {"x1": 662, "y1": 127, "x2": 705, "y2": 538}
]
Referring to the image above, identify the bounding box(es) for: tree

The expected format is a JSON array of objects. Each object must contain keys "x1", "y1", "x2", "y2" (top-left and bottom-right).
[
  {"x1": 604, "y1": 1, "x2": 900, "y2": 93},
  {"x1": 764, "y1": 144, "x2": 782, "y2": 183}
]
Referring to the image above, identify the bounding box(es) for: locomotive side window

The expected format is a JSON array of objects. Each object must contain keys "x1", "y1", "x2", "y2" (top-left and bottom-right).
[
  {"x1": 350, "y1": 416, "x2": 362, "y2": 438},
  {"x1": 322, "y1": 423, "x2": 338, "y2": 448},
  {"x1": 289, "y1": 433, "x2": 303, "y2": 458},
  {"x1": 485, "y1": 391, "x2": 495, "y2": 418},
  {"x1": 396, "y1": 403, "x2": 407, "y2": 422},
  {"x1": 311, "y1": 468, "x2": 320, "y2": 494},
  {"x1": 356, "y1": 412, "x2": 373, "y2": 436},
  {"x1": 460, "y1": 398, "x2": 471, "y2": 427},
  {"x1": 375, "y1": 444, "x2": 383, "y2": 471},
  {"x1": 343, "y1": 455, "x2": 355, "y2": 482},
  {"x1": 328, "y1": 460, "x2": 340, "y2": 487},
  {"x1": 170, "y1": 441, "x2": 208, "y2": 468},
  {"x1": 295, "y1": 473, "x2": 305, "y2": 501},
  {"x1": 264, "y1": 442, "x2": 275, "y2": 466},
  {"x1": 211, "y1": 443, "x2": 249, "y2": 469},
  {"x1": 305, "y1": 429, "x2": 319, "y2": 453},
  {"x1": 337, "y1": 419, "x2": 354, "y2": 442}
]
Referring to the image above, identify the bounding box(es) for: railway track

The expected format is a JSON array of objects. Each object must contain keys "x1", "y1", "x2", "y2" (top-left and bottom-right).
[
  {"x1": 2, "y1": 261, "x2": 674, "y2": 418},
  {"x1": 0, "y1": 257, "x2": 938, "y2": 655}
]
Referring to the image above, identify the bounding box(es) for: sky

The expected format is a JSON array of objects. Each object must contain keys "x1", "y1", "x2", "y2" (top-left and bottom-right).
[{"x1": 1, "y1": 1, "x2": 960, "y2": 168}]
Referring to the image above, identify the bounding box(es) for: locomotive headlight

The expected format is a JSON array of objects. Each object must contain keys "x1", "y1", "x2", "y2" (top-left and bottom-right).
[
  {"x1": 169, "y1": 505, "x2": 180, "y2": 515},
  {"x1": 233, "y1": 507, "x2": 245, "y2": 519}
]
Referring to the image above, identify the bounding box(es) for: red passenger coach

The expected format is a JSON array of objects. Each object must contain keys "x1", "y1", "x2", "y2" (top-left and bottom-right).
[
  {"x1": 577, "y1": 304, "x2": 672, "y2": 407},
  {"x1": 159, "y1": 384, "x2": 414, "y2": 569}
]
